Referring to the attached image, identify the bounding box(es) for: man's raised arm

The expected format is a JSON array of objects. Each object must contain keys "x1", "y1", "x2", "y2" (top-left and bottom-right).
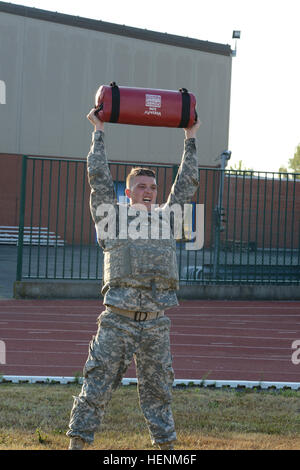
[
  {"x1": 86, "y1": 109, "x2": 117, "y2": 224},
  {"x1": 165, "y1": 120, "x2": 202, "y2": 208}
]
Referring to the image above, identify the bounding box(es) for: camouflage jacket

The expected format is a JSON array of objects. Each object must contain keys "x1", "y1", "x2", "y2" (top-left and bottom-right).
[{"x1": 87, "y1": 130, "x2": 198, "y2": 312}]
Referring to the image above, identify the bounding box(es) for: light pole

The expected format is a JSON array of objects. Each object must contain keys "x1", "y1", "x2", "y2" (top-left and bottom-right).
[{"x1": 232, "y1": 30, "x2": 241, "y2": 57}]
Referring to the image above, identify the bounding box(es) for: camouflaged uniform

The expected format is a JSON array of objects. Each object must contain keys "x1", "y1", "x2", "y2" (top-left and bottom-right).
[{"x1": 67, "y1": 130, "x2": 198, "y2": 447}]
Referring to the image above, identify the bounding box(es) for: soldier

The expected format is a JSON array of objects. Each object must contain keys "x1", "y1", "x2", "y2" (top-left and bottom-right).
[{"x1": 67, "y1": 108, "x2": 201, "y2": 450}]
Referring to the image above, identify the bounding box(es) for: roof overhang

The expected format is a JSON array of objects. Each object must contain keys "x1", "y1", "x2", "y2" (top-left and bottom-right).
[{"x1": 0, "y1": 1, "x2": 233, "y2": 56}]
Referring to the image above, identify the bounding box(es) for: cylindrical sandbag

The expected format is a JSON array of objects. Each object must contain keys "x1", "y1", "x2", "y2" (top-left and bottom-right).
[{"x1": 95, "y1": 82, "x2": 197, "y2": 128}]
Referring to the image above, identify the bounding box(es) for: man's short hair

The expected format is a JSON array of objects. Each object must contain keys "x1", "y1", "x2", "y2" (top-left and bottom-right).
[{"x1": 126, "y1": 167, "x2": 156, "y2": 189}]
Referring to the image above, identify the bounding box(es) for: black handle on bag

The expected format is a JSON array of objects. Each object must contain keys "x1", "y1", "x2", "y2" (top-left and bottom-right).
[
  {"x1": 179, "y1": 87, "x2": 190, "y2": 128},
  {"x1": 94, "y1": 103, "x2": 103, "y2": 115},
  {"x1": 109, "y1": 81, "x2": 120, "y2": 123}
]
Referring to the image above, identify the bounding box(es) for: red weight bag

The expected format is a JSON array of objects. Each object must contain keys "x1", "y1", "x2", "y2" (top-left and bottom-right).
[{"x1": 94, "y1": 82, "x2": 197, "y2": 128}]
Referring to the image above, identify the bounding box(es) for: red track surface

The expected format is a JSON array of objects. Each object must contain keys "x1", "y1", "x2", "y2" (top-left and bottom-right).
[{"x1": 1, "y1": 299, "x2": 300, "y2": 383}]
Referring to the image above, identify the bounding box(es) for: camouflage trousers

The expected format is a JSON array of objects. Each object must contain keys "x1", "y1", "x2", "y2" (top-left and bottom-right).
[{"x1": 66, "y1": 308, "x2": 176, "y2": 445}]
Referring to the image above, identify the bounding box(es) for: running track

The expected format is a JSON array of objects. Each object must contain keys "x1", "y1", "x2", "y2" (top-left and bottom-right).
[{"x1": 1, "y1": 299, "x2": 300, "y2": 383}]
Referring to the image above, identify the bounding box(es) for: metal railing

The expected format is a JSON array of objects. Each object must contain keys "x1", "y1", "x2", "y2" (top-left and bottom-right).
[{"x1": 16, "y1": 155, "x2": 300, "y2": 285}]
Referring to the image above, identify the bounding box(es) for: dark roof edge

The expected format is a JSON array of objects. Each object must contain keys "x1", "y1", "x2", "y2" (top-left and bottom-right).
[{"x1": 0, "y1": 1, "x2": 233, "y2": 56}]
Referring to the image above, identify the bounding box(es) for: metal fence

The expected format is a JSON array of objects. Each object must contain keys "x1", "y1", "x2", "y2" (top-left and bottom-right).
[{"x1": 16, "y1": 155, "x2": 300, "y2": 285}]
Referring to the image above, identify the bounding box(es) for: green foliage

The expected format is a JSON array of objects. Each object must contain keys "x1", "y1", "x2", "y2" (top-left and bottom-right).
[
  {"x1": 289, "y1": 144, "x2": 300, "y2": 172},
  {"x1": 35, "y1": 428, "x2": 48, "y2": 444},
  {"x1": 229, "y1": 160, "x2": 254, "y2": 175},
  {"x1": 279, "y1": 143, "x2": 300, "y2": 177}
]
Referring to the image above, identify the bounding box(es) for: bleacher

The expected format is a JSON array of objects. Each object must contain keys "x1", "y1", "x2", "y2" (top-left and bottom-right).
[{"x1": 0, "y1": 226, "x2": 65, "y2": 246}]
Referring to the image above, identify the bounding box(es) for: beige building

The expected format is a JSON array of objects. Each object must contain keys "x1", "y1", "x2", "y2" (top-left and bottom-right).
[
  {"x1": 0, "y1": 2, "x2": 232, "y2": 167},
  {"x1": 0, "y1": 2, "x2": 233, "y2": 233}
]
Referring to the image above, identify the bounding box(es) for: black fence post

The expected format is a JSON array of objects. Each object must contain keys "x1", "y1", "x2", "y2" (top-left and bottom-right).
[{"x1": 16, "y1": 155, "x2": 28, "y2": 282}]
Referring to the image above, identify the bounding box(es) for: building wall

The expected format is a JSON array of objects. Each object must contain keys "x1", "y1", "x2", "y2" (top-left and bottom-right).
[
  {"x1": 0, "y1": 154, "x2": 22, "y2": 227},
  {"x1": 0, "y1": 9, "x2": 232, "y2": 166},
  {"x1": 221, "y1": 175, "x2": 300, "y2": 249}
]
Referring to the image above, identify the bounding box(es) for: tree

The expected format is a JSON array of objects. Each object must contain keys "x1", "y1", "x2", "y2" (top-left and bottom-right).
[
  {"x1": 228, "y1": 160, "x2": 254, "y2": 176},
  {"x1": 288, "y1": 144, "x2": 300, "y2": 173},
  {"x1": 278, "y1": 166, "x2": 288, "y2": 173},
  {"x1": 279, "y1": 143, "x2": 300, "y2": 176}
]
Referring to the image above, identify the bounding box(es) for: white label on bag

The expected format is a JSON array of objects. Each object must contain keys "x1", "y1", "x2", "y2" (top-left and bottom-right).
[
  {"x1": 144, "y1": 94, "x2": 161, "y2": 116},
  {"x1": 145, "y1": 94, "x2": 161, "y2": 108}
]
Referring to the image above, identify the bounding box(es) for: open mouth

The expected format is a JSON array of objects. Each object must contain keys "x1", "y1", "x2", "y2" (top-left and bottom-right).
[{"x1": 143, "y1": 198, "x2": 151, "y2": 203}]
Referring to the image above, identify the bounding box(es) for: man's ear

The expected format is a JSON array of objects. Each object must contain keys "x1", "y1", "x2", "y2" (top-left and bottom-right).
[{"x1": 125, "y1": 188, "x2": 131, "y2": 199}]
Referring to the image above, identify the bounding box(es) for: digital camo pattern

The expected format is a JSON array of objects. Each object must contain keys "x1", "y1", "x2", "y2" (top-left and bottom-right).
[
  {"x1": 164, "y1": 138, "x2": 199, "y2": 209},
  {"x1": 101, "y1": 284, "x2": 178, "y2": 312},
  {"x1": 67, "y1": 129, "x2": 198, "y2": 447},
  {"x1": 87, "y1": 130, "x2": 198, "y2": 312},
  {"x1": 67, "y1": 309, "x2": 176, "y2": 445},
  {"x1": 103, "y1": 238, "x2": 179, "y2": 290},
  {"x1": 87, "y1": 131, "x2": 118, "y2": 221},
  {"x1": 88, "y1": 131, "x2": 198, "y2": 223}
]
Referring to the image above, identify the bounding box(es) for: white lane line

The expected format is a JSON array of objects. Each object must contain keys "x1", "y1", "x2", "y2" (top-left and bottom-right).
[
  {"x1": 277, "y1": 331, "x2": 298, "y2": 334},
  {"x1": 1, "y1": 315, "x2": 299, "y2": 325},
  {"x1": 28, "y1": 331, "x2": 52, "y2": 334},
  {"x1": 5, "y1": 350, "x2": 87, "y2": 355},
  {"x1": 0, "y1": 327, "x2": 95, "y2": 333},
  {"x1": 174, "y1": 305, "x2": 300, "y2": 309},
  {"x1": 172, "y1": 354, "x2": 291, "y2": 362},
  {"x1": 7, "y1": 351, "x2": 290, "y2": 362},
  {"x1": 0, "y1": 337, "x2": 91, "y2": 343},
  {"x1": 1, "y1": 305, "x2": 300, "y2": 311},
  {"x1": 1, "y1": 332, "x2": 298, "y2": 342},
  {"x1": 170, "y1": 313, "x2": 300, "y2": 317},
  {"x1": 171, "y1": 333, "x2": 300, "y2": 341},
  {"x1": 171, "y1": 325, "x2": 300, "y2": 333},
  {"x1": 1, "y1": 302, "x2": 299, "y2": 306},
  {"x1": 1, "y1": 364, "x2": 84, "y2": 369},
  {"x1": 0, "y1": 319, "x2": 97, "y2": 325},
  {"x1": 2, "y1": 339, "x2": 293, "y2": 352},
  {"x1": 173, "y1": 343, "x2": 292, "y2": 351},
  {"x1": 0, "y1": 312, "x2": 99, "y2": 318}
]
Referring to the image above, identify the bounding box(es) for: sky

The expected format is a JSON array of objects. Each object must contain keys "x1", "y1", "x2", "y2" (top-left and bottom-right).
[{"x1": 7, "y1": 0, "x2": 300, "y2": 172}]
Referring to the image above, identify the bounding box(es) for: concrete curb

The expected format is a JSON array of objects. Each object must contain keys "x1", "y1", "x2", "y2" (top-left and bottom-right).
[
  {"x1": 2, "y1": 375, "x2": 300, "y2": 390},
  {"x1": 13, "y1": 280, "x2": 300, "y2": 300}
]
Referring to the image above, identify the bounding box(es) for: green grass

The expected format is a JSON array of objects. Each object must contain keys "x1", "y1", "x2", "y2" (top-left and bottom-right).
[{"x1": 0, "y1": 383, "x2": 300, "y2": 450}]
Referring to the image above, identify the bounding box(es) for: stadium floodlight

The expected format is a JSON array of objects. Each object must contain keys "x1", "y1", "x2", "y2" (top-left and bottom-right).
[
  {"x1": 232, "y1": 30, "x2": 241, "y2": 39},
  {"x1": 232, "y1": 30, "x2": 241, "y2": 56}
]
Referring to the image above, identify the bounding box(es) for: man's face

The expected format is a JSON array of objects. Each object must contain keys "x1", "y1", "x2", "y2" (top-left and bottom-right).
[{"x1": 125, "y1": 175, "x2": 157, "y2": 211}]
